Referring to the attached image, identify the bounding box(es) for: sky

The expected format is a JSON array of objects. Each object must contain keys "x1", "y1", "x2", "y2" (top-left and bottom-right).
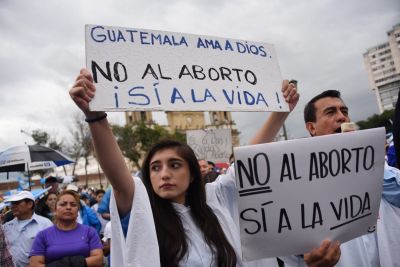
[{"x1": 0, "y1": 0, "x2": 399, "y2": 151}]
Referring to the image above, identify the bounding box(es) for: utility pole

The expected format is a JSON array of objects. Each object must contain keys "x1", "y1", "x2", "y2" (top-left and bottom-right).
[
  {"x1": 20, "y1": 129, "x2": 33, "y2": 144},
  {"x1": 282, "y1": 123, "x2": 288, "y2": 140}
]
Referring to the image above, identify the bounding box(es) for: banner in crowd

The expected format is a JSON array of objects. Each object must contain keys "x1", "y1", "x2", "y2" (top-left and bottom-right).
[
  {"x1": 187, "y1": 129, "x2": 232, "y2": 163},
  {"x1": 233, "y1": 128, "x2": 386, "y2": 260},
  {"x1": 85, "y1": 24, "x2": 287, "y2": 112}
]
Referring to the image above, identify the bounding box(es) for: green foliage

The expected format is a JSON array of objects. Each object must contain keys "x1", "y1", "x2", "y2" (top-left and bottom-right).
[
  {"x1": 111, "y1": 122, "x2": 187, "y2": 168},
  {"x1": 356, "y1": 109, "x2": 394, "y2": 133},
  {"x1": 67, "y1": 113, "x2": 93, "y2": 178},
  {"x1": 31, "y1": 130, "x2": 49, "y2": 145},
  {"x1": 111, "y1": 124, "x2": 141, "y2": 167}
]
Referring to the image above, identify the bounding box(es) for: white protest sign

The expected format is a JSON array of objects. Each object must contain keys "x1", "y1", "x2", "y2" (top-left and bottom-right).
[
  {"x1": 85, "y1": 25, "x2": 287, "y2": 112},
  {"x1": 233, "y1": 128, "x2": 385, "y2": 260},
  {"x1": 187, "y1": 129, "x2": 232, "y2": 163}
]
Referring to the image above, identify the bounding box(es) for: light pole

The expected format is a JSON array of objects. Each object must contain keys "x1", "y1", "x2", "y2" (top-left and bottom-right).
[{"x1": 20, "y1": 129, "x2": 33, "y2": 144}]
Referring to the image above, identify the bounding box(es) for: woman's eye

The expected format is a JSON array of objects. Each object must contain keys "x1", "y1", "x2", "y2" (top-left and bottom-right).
[
  {"x1": 171, "y1": 162, "x2": 181, "y2": 169},
  {"x1": 151, "y1": 165, "x2": 160, "y2": 171}
]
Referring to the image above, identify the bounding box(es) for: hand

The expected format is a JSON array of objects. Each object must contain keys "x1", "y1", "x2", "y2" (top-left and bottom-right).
[
  {"x1": 304, "y1": 240, "x2": 341, "y2": 267},
  {"x1": 69, "y1": 68, "x2": 97, "y2": 115},
  {"x1": 281, "y1": 80, "x2": 299, "y2": 112}
]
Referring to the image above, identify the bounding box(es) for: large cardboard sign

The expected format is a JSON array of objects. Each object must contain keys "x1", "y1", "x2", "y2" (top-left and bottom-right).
[
  {"x1": 187, "y1": 129, "x2": 232, "y2": 163},
  {"x1": 233, "y1": 128, "x2": 386, "y2": 260},
  {"x1": 85, "y1": 25, "x2": 287, "y2": 112}
]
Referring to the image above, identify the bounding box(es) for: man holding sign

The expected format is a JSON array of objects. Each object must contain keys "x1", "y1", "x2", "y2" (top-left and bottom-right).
[{"x1": 302, "y1": 90, "x2": 400, "y2": 267}]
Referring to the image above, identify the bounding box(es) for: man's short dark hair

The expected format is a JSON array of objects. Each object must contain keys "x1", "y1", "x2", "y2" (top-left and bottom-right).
[
  {"x1": 304, "y1": 90, "x2": 342, "y2": 123},
  {"x1": 95, "y1": 189, "x2": 105, "y2": 196}
]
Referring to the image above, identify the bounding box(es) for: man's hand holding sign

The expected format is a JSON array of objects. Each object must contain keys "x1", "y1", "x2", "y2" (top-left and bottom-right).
[{"x1": 235, "y1": 127, "x2": 385, "y2": 260}]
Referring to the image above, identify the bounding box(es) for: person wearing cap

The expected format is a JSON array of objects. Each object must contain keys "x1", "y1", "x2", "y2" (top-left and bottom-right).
[
  {"x1": 3, "y1": 191, "x2": 52, "y2": 267},
  {"x1": 296, "y1": 90, "x2": 400, "y2": 267}
]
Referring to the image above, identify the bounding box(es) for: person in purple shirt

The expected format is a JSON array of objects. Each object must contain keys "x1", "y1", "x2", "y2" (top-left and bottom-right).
[{"x1": 29, "y1": 190, "x2": 103, "y2": 267}]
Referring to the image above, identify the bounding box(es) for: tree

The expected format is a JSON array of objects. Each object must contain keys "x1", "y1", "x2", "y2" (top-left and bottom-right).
[
  {"x1": 356, "y1": 109, "x2": 394, "y2": 133},
  {"x1": 111, "y1": 124, "x2": 141, "y2": 167},
  {"x1": 111, "y1": 122, "x2": 187, "y2": 169},
  {"x1": 28, "y1": 129, "x2": 67, "y2": 176},
  {"x1": 68, "y1": 113, "x2": 93, "y2": 185}
]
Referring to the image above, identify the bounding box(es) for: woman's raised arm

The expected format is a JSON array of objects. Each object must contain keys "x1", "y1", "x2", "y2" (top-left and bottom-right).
[{"x1": 69, "y1": 69, "x2": 134, "y2": 216}]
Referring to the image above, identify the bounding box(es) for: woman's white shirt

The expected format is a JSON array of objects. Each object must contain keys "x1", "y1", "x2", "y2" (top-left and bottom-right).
[{"x1": 109, "y1": 168, "x2": 279, "y2": 267}]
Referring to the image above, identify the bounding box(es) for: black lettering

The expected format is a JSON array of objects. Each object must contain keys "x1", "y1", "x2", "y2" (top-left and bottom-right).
[
  {"x1": 261, "y1": 201, "x2": 274, "y2": 233},
  {"x1": 291, "y1": 153, "x2": 302, "y2": 180},
  {"x1": 240, "y1": 208, "x2": 260, "y2": 235},
  {"x1": 253, "y1": 153, "x2": 270, "y2": 185},
  {"x1": 341, "y1": 148, "x2": 351, "y2": 173},
  {"x1": 329, "y1": 149, "x2": 340, "y2": 176},
  {"x1": 350, "y1": 194, "x2": 362, "y2": 218},
  {"x1": 351, "y1": 147, "x2": 363, "y2": 172},
  {"x1": 309, "y1": 152, "x2": 319, "y2": 181},
  {"x1": 244, "y1": 70, "x2": 257, "y2": 85},
  {"x1": 208, "y1": 68, "x2": 220, "y2": 81},
  {"x1": 231, "y1": 68, "x2": 243, "y2": 82},
  {"x1": 362, "y1": 192, "x2": 371, "y2": 213},
  {"x1": 237, "y1": 159, "x2": 254, "y2": 188},
  {"x1": 92, "y1": 61, "x2": 111, "y2": 83},
  {"x1": 192, "y1": 65, "x2": 206, "y2": 80},
  {"x1": 330, "y1": 199, "x2": 343, "y2": 220},
  {"x1": 363, "y1": 146, "x2": 374, "y2": 170},
  {"x1": 219, "y1": 67, "x2": 233, "y2": 81},
  {"x1": 178, "y1": 65, "x2": 194, "y2": 79},
  {"x1": 318, "y1": 152, "x2": 329, "y2": 178},
  {"x1": 278, "y1": 209, "x2": 292, "y2": 233},
  {"x1": 113, "y1": 62, "x2": 128, "y2": 82},
  {"x1": 280, "y1": 153, "x2": 292, "y2": 182},
  {"x1": 301, "y1": 202, "x2": 323, "y2": 229},
  {"x1": 157, "y1": 64, "x2": 172, "y2": 80},
  {"x1": 141, "y1": 64, "x2": 158, "y2": 80}
]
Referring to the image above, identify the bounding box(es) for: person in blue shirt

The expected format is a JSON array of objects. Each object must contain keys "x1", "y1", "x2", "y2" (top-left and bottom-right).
[
  {"x1": 3, "y1": 191, "x2": 53, "y2": 267},
  {"x1": 97, "y1": 188, "x2": 111, "y2": 222}
]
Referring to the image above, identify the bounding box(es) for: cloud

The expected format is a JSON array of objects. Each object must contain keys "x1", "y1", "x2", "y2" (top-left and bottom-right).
[{"x1": 0, "y1": 0, "x2": 399, "y2": 152}]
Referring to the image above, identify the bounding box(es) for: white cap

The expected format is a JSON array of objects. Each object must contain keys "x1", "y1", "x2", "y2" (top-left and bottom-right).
[
  {"x1": 66, "y1": 184, "x2": 79, "y2": 192},
  {"x1": 5, "y1": 191, "x2": 35, "y2": 202}
]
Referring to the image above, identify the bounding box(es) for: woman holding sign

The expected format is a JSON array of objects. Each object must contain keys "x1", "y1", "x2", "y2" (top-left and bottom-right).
[{"x1": 69, "y1": 69, "x2": 340, "y2": 267}]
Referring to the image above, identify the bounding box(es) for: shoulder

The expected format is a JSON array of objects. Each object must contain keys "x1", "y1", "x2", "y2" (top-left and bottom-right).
[
  {"x1": 3, "y1": 218, "x2": 17, "y2": 231},
  {"x1": 33, "y1": 213, "x2": 53, "y2": 226},
  {"x1": 80, "y1": 224, "x2": 100, "y2": 239},
  {"x1": 37, "y1": 225, "x2": 55, "y2": 237},
  {"x1": 78, "y1": 223, "x2": 94, "y2": 232}
]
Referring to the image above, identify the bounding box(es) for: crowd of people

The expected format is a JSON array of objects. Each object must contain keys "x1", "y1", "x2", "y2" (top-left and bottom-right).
[
  {"x1": 0, "y1": 177, "x2": 113, "y2": 267},
  {"x1": 0, "y1": 67, "x2": 398, "y2": 267}
]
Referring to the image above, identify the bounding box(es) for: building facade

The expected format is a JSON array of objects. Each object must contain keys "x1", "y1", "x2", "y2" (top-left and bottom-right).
[
  {"x1": 126, "y1": 111, "x2": 240, "y2": 146},
  {"x1": 125, "y1": 111, "x2": 153, "y2": 125},
  {"x1": 363, "y1": 23, "x2": 400, "y2": 113}
]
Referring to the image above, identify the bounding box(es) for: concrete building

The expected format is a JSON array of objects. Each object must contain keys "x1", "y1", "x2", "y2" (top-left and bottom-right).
[
  {"x1": 363, "y1": 23, "x2": 400, "y2": 113},
  {"x1": 125, "y1": 111, "x2": 153, "y2": 125},
  {"x1": 126, "y1": 111, "x2": 240, "y2": 146}
]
